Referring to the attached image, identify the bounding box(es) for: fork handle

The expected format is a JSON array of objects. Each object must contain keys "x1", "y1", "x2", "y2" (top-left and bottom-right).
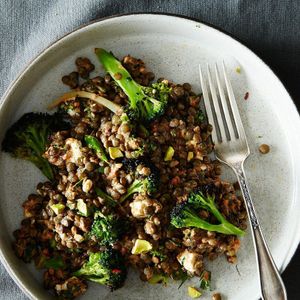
[{"x1": 233, "y1": 162, "x2": 287, "y2": 300}]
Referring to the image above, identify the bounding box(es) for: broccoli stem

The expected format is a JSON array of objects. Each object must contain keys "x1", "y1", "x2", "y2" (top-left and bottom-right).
[
  {"x1": 29, "y1": 156, "x2": 54, "y2": 181},
  {"x1": 195, "y1": 194, "x2": 245, "y2": 236},
  {"x1": 95, "y1": 48, "x2": 170, "y2": 122},
  {"x1": 138, "y1": 124, "x2": 150, "y2": 137},
  {"x1": 84, "y1": 135, "x2": 108, "y2": 163},
  {"x1": 81, "y1": 275, "x2": 108, "y2": 285},
  {"x1": 119, "y1": 179, "x2": 143, "y2": 203},
  {"x1": 73, "y1": 263, "x2": 107, "y2": 280},
  {"x1": 95, "y1": 48, "x2": 144, "y2": 108},
  {"x1": 183, "y1": 208, "x2": 244, "y2": 236},
  {"x1": 95, "y1": 187, "x2": 117, "y2": 207}
]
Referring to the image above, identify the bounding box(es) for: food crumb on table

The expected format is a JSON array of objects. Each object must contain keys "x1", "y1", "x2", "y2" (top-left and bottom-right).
[
  {"x1": 235, "y1": 66, "x2": 241, "y2": 73},
  {"x1": 259, "y1": 144, "x2": 270, "y2": 154},
  {"x1": 212, "y1": 293, "x2": 222, "y2": 300}
]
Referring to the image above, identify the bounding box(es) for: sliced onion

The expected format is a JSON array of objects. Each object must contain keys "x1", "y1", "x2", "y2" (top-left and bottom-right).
[{"x1": 48, "y1": 91, "x2": 121, "y2": 114}]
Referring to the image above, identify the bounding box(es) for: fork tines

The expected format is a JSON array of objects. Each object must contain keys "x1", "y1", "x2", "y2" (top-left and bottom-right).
[{"x1": 199, "y1": 63, "x2": 246, "y2": 144}]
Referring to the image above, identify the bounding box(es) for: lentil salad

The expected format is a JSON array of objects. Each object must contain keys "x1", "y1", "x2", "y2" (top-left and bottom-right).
[{"x1": 2, "y1": 49, "x2": 247, "y2": 299}]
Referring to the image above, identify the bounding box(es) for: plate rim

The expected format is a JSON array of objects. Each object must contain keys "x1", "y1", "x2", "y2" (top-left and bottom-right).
[{"x1": 0, "y1": 12, "x2": 299, "y2": 300}]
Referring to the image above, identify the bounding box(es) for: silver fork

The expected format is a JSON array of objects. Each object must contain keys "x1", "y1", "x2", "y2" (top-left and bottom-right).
[{"x1": 199, "y1": 63, "x2": 287, "y2": 300}]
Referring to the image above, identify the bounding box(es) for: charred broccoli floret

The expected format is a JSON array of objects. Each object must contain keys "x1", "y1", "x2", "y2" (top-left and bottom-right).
[
  {"x1": 2, "y1": 112, "x2": 69, "y2": 181},
  {"x1": 90, "y1": 211, "x2": 126, "y2": 245},
  {"x1": 35, "y1": 255, "x2": 65, "y2": 270},
  {"x1": 119, "y1": 158, "x2": 159, "y2": 203},
  {"x1": 170, "y1": 186, "x2": 245, "y2": 236},
  {"x1": 95, "y1": 48, "x2": 171, "y2": 123},
  {"x1": 73, "y1": 248, "x2": 127, "y2": 291}
]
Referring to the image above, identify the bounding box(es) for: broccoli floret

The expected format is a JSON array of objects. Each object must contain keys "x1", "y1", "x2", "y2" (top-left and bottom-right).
[
  {"x1": 95, "y1": 48, "x2": 171, "y2": 123},
  {"x1": 90, "y1": 211, "x2": 126, "y2": 245},
  {"x1": 2, "y1": 112, "x2": 69, "y2": 181},
  {"x1": 119, "y1": 158, "x2": 159, "y2": 203},
  {"x1": 120, "y1": 177, "x2": 155, "y2": 203},
  {"x1": 36, "y1": 255, "x2": 65, "y2": 270},
  {"x1": 73, "y1": 249, "x2": 127, "y2": 291},
  {"x1": 170, "y1": 187, "x2": 245, "y2": 236}
]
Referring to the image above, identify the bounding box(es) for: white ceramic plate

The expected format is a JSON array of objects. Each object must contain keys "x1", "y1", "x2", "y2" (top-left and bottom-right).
[{"x1": 1, "y1": 13, "x2": 300, "y2": 300}]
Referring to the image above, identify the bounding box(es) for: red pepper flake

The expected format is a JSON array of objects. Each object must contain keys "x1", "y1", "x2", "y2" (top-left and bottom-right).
[
  {"x1": 202, "y1": 270, "x2": 210, "y2": 280},
  {"x1": 171, "y1": 176, "x2": 181, "y2": 186},
  {"x1": 177, "y1": 170, "x2": 186, "y2": 176},
  {"x1": 112, "y1": 268, "x2": 122, "y2": 274},
  {"x1": 42, "y1": 248, "x2": 50, "y2": 256},
  {"x1": 151, "y1": 123, "x2": 159, "y2": 133},
  {"x1": 244, "y1": 92, "x2": 249, "y2": 100}
]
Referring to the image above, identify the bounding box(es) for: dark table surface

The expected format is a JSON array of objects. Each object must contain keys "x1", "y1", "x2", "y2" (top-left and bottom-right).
[{"x1": 1, "y1": 0, "x2": 299, "y2": 299}]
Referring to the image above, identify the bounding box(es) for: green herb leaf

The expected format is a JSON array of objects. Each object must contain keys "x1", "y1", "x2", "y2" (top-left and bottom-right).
[
  {"x1": 175, "y1": 269, "x2": 189, "y2": 289},
  {"x1": 199, "y1": 270, "x2": 211, "y2": 291},
  {"x1": 150, "y1": 249, "x2": 167, "y2": 261},
  {"x1": 196, "y1": 110, "x2": 205, "y2": 123},
  {"x1": 98, "y1": 166, "x2": 105, "y2": 174}
]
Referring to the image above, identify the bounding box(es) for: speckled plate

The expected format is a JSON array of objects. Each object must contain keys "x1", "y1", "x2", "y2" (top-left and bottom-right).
[{"x1": 1, "y1": 13, "x2": 300, "y2": 300}]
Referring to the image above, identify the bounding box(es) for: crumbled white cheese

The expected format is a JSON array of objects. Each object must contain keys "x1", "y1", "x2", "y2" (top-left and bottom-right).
[
  {"x1": 65, "y1": 138, "x2": 83, "y2": 165},
  {"x1": 130, "y1": 199, "x2": 149, "y2": 219},
  {"x1": 177, "y1": 249, "x2": 202, "y2": 274}
]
